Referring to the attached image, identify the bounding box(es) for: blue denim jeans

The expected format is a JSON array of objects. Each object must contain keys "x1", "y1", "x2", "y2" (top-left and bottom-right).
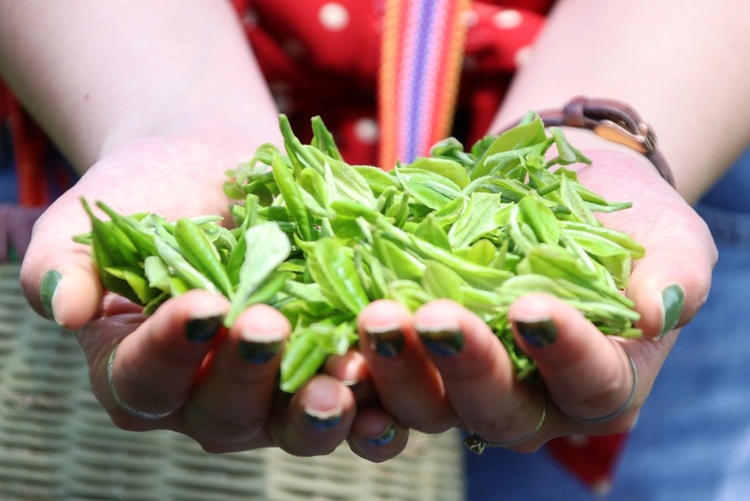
[{"x1": 466, "y1": 153, "x2": 750, "y2": 501}]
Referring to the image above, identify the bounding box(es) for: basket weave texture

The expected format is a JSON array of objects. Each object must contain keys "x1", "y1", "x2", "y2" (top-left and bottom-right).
[{"x1": 0, "y1": 263, "x2": 465, "y2": 500}]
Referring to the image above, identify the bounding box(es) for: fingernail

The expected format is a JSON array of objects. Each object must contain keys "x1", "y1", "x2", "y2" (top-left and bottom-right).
[
  {"x1": 342, "y1": 379, "x2": 362, "y2": 394},
  {"x1": 515, "y1": 318, "x2": 557, "y2": 347},
  {"x1": 39, "y1": 269, "x2": 62, "y2": 322},
  {"x1": 364, "y1": 325, "x2": 404, "y2": 357},
  {"x1": 366, "y1": 424, "x2": 397, "y2": 447},
  {"x1": 185, "y1": 314, "x2": 224, "y2": 343},
  {"x1": 238, "y1": 332, "x2": 283, "y2": 364},
  {"x1": 304, "y1": 406, "x2": 343, "y2": 431},
  {"x1": 659, "y1": 284, "x2": 685, "y2": 339},
  {"x1": 417, "y1": 326, "x2": 464, "y2": 357}
]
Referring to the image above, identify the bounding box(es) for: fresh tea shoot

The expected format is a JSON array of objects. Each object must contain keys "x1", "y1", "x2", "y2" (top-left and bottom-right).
[{"x1": 77, "y1": 113, "x2": 644, "y2": 392}]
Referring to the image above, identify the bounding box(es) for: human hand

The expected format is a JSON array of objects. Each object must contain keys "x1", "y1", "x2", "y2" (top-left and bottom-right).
[
  {"x1": 19, "y1": 133, "x2": 408, "y2": 461},
  {"x1": 355, "y1": 148, "x2": 717, "y2": 452}
]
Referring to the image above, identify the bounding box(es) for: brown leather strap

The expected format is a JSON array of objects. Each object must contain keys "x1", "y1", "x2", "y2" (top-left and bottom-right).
[{"x1": 517, "y1": 97, "x2": 676, "y2": 188}]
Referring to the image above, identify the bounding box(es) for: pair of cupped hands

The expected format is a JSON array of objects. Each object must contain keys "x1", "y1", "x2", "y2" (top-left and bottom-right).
[{"x1": 19, "y1": 131, "x2": 716, "y2": 463}]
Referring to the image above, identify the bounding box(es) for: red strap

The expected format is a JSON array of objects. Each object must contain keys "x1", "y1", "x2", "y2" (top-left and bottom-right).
[{"x1": 378, "y1": 0, "x2": 470, "y2": 169}]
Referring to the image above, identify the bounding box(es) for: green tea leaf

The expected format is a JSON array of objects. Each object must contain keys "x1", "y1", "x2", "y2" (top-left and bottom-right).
[
  {"x1": 272, "y1": 152, "x2": 315, "y2": 241},
  {"x1": 309, "y1": 237, "x2": 370, "y2": 315},
  {"x1": 448, "y1": 193, "x2": 511, "y2": 249},
  {"x1": 470, "y1": 116, "x2": 547, "y2": 179},
  {"x1": 174, "y1": 218, "x2": 234, "y2": 297},
  {"x1": 227, "y1": 222, "x2": 291, "y2": 325},
  {"x1": 518, "y1": 194, "x2": 560, "y2": 245},
  {"x1": 317, "y1": 150, "x2": 377, "y2": 209},
  {"x1": 407, "y1": 157, "x2": 471, "y2": 189},
  {"x1": 422, "y1": 261, "x2": 464, "y2": 303},
  {"x1": 104, "y1": 266, "x2": 159, "y2": 304}
]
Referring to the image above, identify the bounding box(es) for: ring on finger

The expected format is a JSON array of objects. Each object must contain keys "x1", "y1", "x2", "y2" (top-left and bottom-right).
[
  {"x1": 463, "y1": 393, "x2": 547, "y2": 454},
  {"x1": 576, "y1": 352, "x2": 638, "y2": 424},
  {"x1": 107, "y1": 344, "x2": 173, "y2": 420}
]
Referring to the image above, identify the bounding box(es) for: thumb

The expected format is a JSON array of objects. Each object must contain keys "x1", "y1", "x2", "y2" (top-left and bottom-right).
[
  {"x1": 628, "y1": 209, "x2": 717, "y2": 341},
  {"x1": 20, "y1": 188, "x2": 102, "y2": 329}
]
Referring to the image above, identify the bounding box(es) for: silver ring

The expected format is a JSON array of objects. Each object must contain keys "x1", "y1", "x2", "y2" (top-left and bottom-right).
[
  {"x1": 463, "y1": 394, "x2": 547, "y2": 455},
  {"x1": 576, "y1": 353, "x2": 638, "y2": 424},
  {"x1": 107, "y1": 344, "x2": 173, "y2": 420}
]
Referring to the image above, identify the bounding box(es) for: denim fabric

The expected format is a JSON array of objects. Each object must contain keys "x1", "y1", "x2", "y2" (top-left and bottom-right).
[{"x1": 466, "y1": 151, "x2": 750, "y2": 501}]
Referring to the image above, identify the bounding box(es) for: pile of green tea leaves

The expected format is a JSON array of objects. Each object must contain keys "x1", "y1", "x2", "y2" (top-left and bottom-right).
[{"x1": 77, "y1": 113, "x2": 644, "y2": 392}]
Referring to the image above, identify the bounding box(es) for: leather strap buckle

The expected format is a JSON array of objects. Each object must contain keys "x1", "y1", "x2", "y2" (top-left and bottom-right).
[
  {"x1": 593, "y1": 120, "x2": 654, "y2": 155},
  {"x1": 514, "y1": 96, "x2": 676, "y2": 188}
]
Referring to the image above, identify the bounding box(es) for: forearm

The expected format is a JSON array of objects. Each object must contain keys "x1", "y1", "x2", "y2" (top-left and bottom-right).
[
  {"x1": 493, "y1": 0, "x2": 750, "y2": 203},
  {"x1": 0, "y1": 0, "x2": 280, "y2": 173}
]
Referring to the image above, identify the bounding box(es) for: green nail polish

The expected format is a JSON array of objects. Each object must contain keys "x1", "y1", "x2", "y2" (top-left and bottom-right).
[
  {"x1": 515, "y1": 319, "x2": 557, "y2": 347},
  {"x1": 365, "y1": 326, "x2": 405, "y2": 357},
  {"x1": 659, "y1": 284, "x2": 685, "y2": 339},
  {"x1": 185, "y1": 314, "x2": 224, "y2": 343},
  {"x1": 238, "y1": 337, "x2": 283, "y2": 364},
  {"x1": 304, "y1": 407, "x2": 343, "y2": 431},
  {"x1": 418, "y1": 327, "x2": 464, "y2": 357},
  {"x1": 366, "y1": 424, "x2": 397, "y2": 447},
  {"x1": 39, "y1": 270, "x2": 62, "y2": 321}
]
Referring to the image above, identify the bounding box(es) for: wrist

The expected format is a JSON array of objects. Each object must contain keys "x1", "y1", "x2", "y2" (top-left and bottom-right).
[{"x1": 500, "y1": 97, "x2": 676, "y2": 189}]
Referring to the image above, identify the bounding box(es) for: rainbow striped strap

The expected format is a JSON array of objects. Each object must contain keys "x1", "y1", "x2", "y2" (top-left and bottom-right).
[{"x1": 378, "y1": 0, "x2": 471, "y2": 170}]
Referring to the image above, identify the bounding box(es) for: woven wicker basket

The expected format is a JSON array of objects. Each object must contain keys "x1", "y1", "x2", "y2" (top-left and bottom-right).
[{"x1": 0, "y1": 262, "x2": 465, "y2": 501}]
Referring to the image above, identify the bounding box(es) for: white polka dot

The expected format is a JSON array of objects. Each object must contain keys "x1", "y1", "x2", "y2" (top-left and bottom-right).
[
  {"x1": 354, "y1": 118, "x2": 379, "y2": 144},
  {"x1": 319, "y1": 3, "x2": 350, "y2": 32},
  {"x1": 514, "y1": 45, "x2": 533, "y2": 67},
  {"x1": 492, "y1": 9, "x2": 523, "y2": 30},
  {"x1": 566, "y1": 434, "x2": 589, "y2": 447},
  {"x1": 463, "y1": 9, "x2": 479, "y2": 27}
]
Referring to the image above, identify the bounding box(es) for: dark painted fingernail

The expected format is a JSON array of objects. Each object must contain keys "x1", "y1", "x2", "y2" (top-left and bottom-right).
[
  {"x1": 366, "y1": 424, "x2": 397, "y2": 447},
  {"x1": 304, "y1": 407, "x2": 343, "y2": 431},
  {"x1": 39, "y1": 269, "x2": 62, "y2": 322},
  {"x1": 185, "y1": 314, "x2": 224, "y2": 342},
  {"x1": 238, "y1": 335, "x2": 283, "y2": 364},
  {"x1": 417, "y1": 326, "x2": 464, "y2": 357},
  {"x1": 659, "y1": 284, "x2": 685, "y2": 339},
  {"x1": 365, "y1": 325, "x2": 404, "y2": 357},
  {"x1": 515, "y1": 318, "x2": 557, "y2": 347},
  {"x1": 342, "y1": 379, "x2": 362, "y2": 395}
]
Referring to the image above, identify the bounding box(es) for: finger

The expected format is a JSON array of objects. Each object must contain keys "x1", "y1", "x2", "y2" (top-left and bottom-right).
[
  {"x1": 628, "y1": 205, "x2": 717, "y2": 339},
  {"x1": 412, "y1": 299, "x2": 545, "y2": 448},
  {"x1": 180, "y1": 304, "x2": 289, "y2": 451},
  {"x1": 579, "y1": 160, "x2": 718, "y2": 341},
  {"x1": 19, "y1": 189, "x2": 103, "y2": 329},
  {"x1": 323, "y1": 350, "x2": 376, "y2": 404},
  {"x1": 347, "y1": 406, "x2": 409, "y2": 462},
  {"x1": 19, "y1": 154, "x2": 234, "y2": 329},
  {"x1": 358, "y1": 299, "x2": 457, "y2": 434},
  {"x1": 268, "y1": 375, "x2": 356, "y2": 456},
  {"x1": 509, "y1": 293, "x2": 642, "y2": 430},
  {"x1": 98, "y1": 290, "x2": 228, "y2": 430}
]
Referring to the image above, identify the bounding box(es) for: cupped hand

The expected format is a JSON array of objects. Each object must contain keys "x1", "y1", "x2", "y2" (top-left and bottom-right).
[
  {"x1": 19, "y1": 133, "x2": 407, "y2": 461},
  {"x1": 357, "y1": 148, "x2": 717, "y2": 452},
  {"x1": 80, "y1": 290, "x2": 405, "y2": 460}
]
